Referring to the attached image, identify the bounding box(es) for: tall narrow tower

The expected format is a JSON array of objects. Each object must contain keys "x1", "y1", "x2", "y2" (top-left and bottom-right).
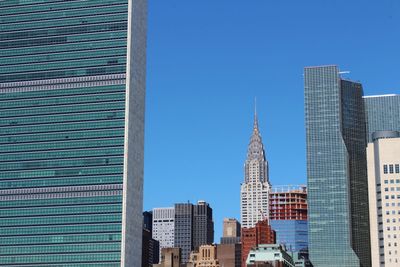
[
  {"x1": 305, "y1": 65, "x2": 371, "y2": 267},
  {"x1": 240, "y1": 110, "x2": 271, "y2": 228}
]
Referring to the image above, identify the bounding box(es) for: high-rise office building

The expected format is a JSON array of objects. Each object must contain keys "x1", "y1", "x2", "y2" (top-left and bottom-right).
[
  {"x1": 367, "y1": 131, "x2": 400, "y2": 267},
  {"x1": 142, "y1": 228, "x2": 160, "y2": 267},
  {"x1": 241, "y1": 112, "x2": 271, "y2": 228},
  {"x1": 364, "y1": 94, "x2": 400, "y2": 142},
  {"x1": 0, "y1": 1, "x2": 147, "y2": 266},
  {"x1": 175, "y1": 203, "x2": 194, "y2": 264},
  {"x1": 174, "y1": 201, "x2": 214, "y2": 263},
  {"x1": 270, "y1": 185, "x2": 308, "y2": 253},
  {"x1": 223, "y1": 218, "x2": 241, "y2": 238},
  {"x1": 142, "y1": 211, "x2": 159, "y2": 267},
  {"x1": 193, "y1": 200, "x2": 214, "y2": 250},
  {"x1": 304, "y1": 65, "x2": 371, "y2": 267},
  {"x1": 153, "y1": 207, "x2": 175, "y2": 262},
  {"x1": 221, "y1": 218, "x2": 241, "y2": 244}
]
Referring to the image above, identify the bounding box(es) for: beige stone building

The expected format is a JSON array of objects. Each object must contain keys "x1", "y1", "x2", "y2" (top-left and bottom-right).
[
  {"x1": 187, "y1": 245, "x2": 220, "y2": 267},
  {"x1": 223, "y1": 218, "x2": 241, "y2": 238},
  {"x1": 154, "y1": 247, "x2": 182, "y2": 267},
  {"x1": 367, "y1": 131, "x2": 400, "y2": 267}
]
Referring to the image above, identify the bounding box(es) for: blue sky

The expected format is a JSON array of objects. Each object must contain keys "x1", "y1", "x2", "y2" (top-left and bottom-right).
[{"x1": 143, "y1": 0, "x2": 400, "y2": 240}]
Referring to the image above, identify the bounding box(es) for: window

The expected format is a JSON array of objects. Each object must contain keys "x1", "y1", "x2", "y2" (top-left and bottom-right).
[
  {"x1": 384, "y1": 165, "x2": 388, "y2": 174},
  {"x1": 396, "y1": 164, "x2": 399, "y2": 173},
  {"x1": 390, "y1": 165, "x2": 394, "y2": 174}
]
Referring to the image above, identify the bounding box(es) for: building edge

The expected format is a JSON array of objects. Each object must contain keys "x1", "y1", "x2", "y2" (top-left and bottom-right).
[{"x1": 121, "y1": 0, "x2": 148, "y2": 266}]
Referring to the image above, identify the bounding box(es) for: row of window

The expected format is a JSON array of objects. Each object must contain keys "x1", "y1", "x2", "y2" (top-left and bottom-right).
[
  {"x1": 385, "y1": 210, "x2": 400, "y2": 215},
  {"x1": 383, "y1": 164, "x2": 400, "y2": 174},
  {"x1": 385, "y1": 203, "x2": 400, "y2": 207},
  {"x1": 384, "y1": 195, "x2": 400, "y2": 200},
  {"x1": 384, "y1": 187, "x2": 400, "y2": 192}
]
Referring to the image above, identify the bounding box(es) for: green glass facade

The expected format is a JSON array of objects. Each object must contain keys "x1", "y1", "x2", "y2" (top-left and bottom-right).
[
  {"x1": 0, "y1": 1, "x2": 146, "y2": 266},
  {"x1": 364, "y1": 94, "x2": 400, "y2": 143},
  {"x1": 304, "y1": 66, "x2": 371, "y2": 267}
]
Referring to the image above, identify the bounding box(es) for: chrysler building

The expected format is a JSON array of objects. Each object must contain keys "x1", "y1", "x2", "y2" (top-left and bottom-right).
[{"x1": 240, "y1": 110, "x2": 271, "y2": 228}]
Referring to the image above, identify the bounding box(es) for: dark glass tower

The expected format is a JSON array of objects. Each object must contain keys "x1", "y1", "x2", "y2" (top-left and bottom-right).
[
  {"x1": 0, "y1": 1, "x2": 147, "y2": 266},
  {"x1": 364, "y1": 94, "x2": 400, "y2": 142},
  {"x1": 304, "y1": 66, "x2": 371, "y2": 267},
  {"x1": 174, "y1": 203, "x2": 194, "y2": 264},
  {"x1": 193, "y1": 200, "x2": 214, "y2": 250}
]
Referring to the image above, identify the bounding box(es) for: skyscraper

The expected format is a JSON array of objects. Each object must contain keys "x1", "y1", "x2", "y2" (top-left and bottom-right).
[
  {"x1": 367, "y1": 131, "x2": 400, "y2": 267},
  {"x1": 193, "y1": 200, "x2": 214, "y2": 250},
  {"x1": 304, "y1": 65, "x2": 371, "y2": 267},
  {"x1": 269, "y1": 185, "x2": 308, "y2": 252},
  {"x1": 153, "y1": 207, "x2": 175, "y2": 263},
  {"x1": 174, "y1": 201, "x2": 214, "y2": 263},
  {"x1": 240, "y1": 111, "x2": 270, "y2": 228},
  {"x1": 364, "y1": 94, "x2": 400, "y2": 142},
  {"x1": 175, "y1": 203, "x2": 194, "y2": 264},
  {"x1": 0, "y1": 1, "x2": 147, "y2": 266}
]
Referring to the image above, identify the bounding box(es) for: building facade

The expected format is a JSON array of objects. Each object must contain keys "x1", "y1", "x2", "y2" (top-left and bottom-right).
[
  {"x1": 142, "y1": 211, "x2": 159, "y2": 266},
  {"x1": 175, "y1": 203, "x2": 194, "y2": 264},
  {"x1": 153, "y1": 207, "x2": 175, "y2": 262},
  {"x1": 270, "y1": 221, "x2": 307, "y2": 253},
  {"x1": 221, "y1": 218, "x2": 241, "y2": 244},
  {"x1": 218, "y1": 218, "x2": 241, "y2": 267},
  {"x1": 241, "y1": 220, "x2": 276, "y2": 267},
  {"x1": 246, "y1": 244, "x2": 295, "y2": 267},
  {"x1": 217, "y1": 243, "x2": 242, "y2": 267},
  {"x1": 193, "y1": 201, "x2": 214, "y2": 250},
  {"x1": 269, "y1": 186, "x2": 307, "y2": 221},
  {"x1": 154, "y1": 248, "x2": 182, "y2": 267},
  {"x1": 367, "y1": 131, "x2": 400, "y2": 267},
  {"x1": 223, "y1": 218, "x2": 241, "y2": 238},
  {"x1": 142, "y1": 228, "x2": 160, "y2": 267},
  {"x1": 188, "y1": 245, "x2": 220, "y2": 267},
  {"x1": 241, "y1": 112, "x2": 271, "y2": 228},
  {"x1": 0, "y1": 1, "x2": 147, "y2": 266},
  {"x1": 269, "y1": 185, "x2": 308, "y2": 253},
  {"x1": 363, "y1": 94, "x2": 400, "y2": 142},
  {"x1": 304, "y1": 65, "x2": 371, "y2": 267}
]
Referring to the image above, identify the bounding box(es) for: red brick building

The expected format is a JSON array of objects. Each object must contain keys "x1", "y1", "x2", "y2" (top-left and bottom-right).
[{"x1": 241, "y1": 220, "x2": 276, "y2": 267}]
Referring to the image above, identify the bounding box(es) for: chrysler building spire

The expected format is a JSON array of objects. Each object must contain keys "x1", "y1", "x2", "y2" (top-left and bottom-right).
[{"x1": 240, "y1": 106, "x2": 271, "y2": 228}]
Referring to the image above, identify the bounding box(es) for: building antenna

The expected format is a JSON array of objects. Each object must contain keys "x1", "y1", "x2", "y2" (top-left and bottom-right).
[{"x1": 254, "y1": 97, "x2": 257, "y2": 118}]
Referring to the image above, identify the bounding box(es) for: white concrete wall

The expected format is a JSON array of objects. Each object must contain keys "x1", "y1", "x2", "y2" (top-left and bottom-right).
[{"x1": 120, "y1": 0, "x2": 148, "y2": 266}]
